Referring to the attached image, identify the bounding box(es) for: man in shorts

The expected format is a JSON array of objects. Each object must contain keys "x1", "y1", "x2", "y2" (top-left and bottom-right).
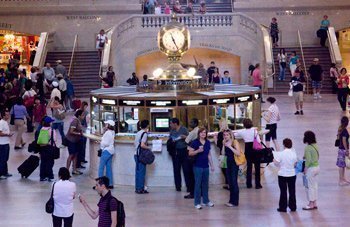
[
  {"x1": 291, "y1": 68, "x2": 306, "y2": 115},
  {"x1": 308, "y1": 58, "x2": 323, "y2": 100}
]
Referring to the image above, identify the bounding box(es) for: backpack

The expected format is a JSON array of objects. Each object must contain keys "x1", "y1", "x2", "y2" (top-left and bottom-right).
[
  {"x1": 137, "y1": 132, "x2": 155, "y2": 165},
  {"x1": 37, "y1": 129, "x2": 50, "y2": 145},
  {"x1": 106, "y1": 196, "x2": 126, "y2": 227}
]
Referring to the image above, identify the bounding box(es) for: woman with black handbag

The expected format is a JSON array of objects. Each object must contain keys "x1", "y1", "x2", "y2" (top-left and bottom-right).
[
  {"x1": 336, "y1": 116, "x2": 350, "y2": 186},
  {"x1": 234, "y1": 118, "x2": 262, "y2": 189},
  {"x1": 37, "y1": 116, "x2": 56, "y2": 181},
  {"x1": 98, "y1": 120, "x2": 116, "y2": 189}
]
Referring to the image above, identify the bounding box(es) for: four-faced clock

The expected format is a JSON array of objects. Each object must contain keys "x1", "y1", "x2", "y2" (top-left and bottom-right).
[{"x1": 162, "y1": 28, "x2": 185, "y2": 52}]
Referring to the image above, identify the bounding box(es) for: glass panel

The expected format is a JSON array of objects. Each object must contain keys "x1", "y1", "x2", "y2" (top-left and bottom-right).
[
  {"x1": 209, "y1": 105, "x2": 233, "y2": 132},
  {"x1": 234, "y1": 102, "x2": 253, "y2": 130},
  {"x1": 118, "y1": 107, "x2": 140, "y2": 133},
  {"x1": 91, "y1": 104, "x2": 100, "y2": 134},
  {"x1": 178, "y1": 107, "x2": 207, "y2": 130}
]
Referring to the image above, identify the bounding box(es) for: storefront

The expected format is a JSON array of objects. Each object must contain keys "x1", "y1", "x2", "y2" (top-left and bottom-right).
[{"x1": 0, "y1": 30, "x2": 39, "y2": 68}]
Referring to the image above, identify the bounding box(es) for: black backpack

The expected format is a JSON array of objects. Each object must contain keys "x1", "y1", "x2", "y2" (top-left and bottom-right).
[{"x1": 106, "y1": 196, "x2": 126, "y2": 227}]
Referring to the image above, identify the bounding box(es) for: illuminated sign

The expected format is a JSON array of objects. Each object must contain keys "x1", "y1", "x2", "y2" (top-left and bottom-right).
[
  {"x1": 91, "y1": 96, "x2": 98, "y2": 103},
  {"x1": 118, "y1": 100, "x2": 145, "y2": 106},
  {"x1": 146, "y1": 100, "x2": 176, "y2": 107},
  {"x1": 235, "y1": 95, "x2": 252, "y2": 103},
  {"x1": 209, "y1": 98, "x2": 235, "y2": 105},
  {"x1": 178, "y1": 99, "x2": 207, "y2": 106},
  {"x1": 101, "y1": 99, "x2": 116, "y2": 105},
  {"x1": 253, "y1": 93, "x2": 261, "y2": 100}
]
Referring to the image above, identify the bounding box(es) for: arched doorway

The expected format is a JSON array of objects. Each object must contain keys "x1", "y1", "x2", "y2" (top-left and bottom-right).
[{"x1": 135, "y1": 48, "x2": 241, "y2": 83}]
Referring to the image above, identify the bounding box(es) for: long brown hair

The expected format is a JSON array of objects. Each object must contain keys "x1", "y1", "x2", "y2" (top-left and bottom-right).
[
  {"x1": 338, "y1": 116, "x2": 349, "y2": 135},
  {"x1": 197, "y1": 127, "x2": 208, "y2": 140}
]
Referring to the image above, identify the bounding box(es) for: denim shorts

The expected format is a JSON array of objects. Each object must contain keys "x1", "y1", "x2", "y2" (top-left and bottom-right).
[{"x1": 312, "y1": 80, "x2": 322, "y2": 89}]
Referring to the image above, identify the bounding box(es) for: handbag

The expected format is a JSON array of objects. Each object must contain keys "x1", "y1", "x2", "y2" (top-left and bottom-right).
[
  {"x1": 346, "y1": 157, "x2": 350, "y2": 169},
  {"x1": 28, "y1": 140, "x2": 39, "y2": 154},
  {"x1": 10, "y1": 110, "x2": 14, "y2": 126},
  {"x1": 45, "y1": 182, "x2": 56, "y2": 214},
  {"x1": 219, "y1": 155, "x2": 227, "y2": 168},
  {"x1": 97, "y1": 149, "x2": 102, "y2": 157},
  {"x1": 234, "y1": 151, "x2": 246, "y2": 166},
  {"x1": 137, "y1": 132, "x2": 155, "y2": 165},
  {"x1": 288, "y1": 89, "x2": 293, "y2": 97},
  {"x1": 99, "y1": 41, "x2": 105, "y2": 48},
  {"x1": 49, "y1": 129, "x2": 60, "y2": 160},
  {"x1": 166, "y1": 138, "x2": 176, "y2": 157},
  {"x1": 253, "y1": 130, "x2": 263, "y2": 150},
  {"x1": 258, "y1": 142, "x2": 274, "y2": 164}
]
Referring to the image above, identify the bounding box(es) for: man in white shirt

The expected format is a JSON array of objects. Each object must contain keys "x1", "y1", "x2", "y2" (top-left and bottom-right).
[
  {"x1": 57, "y1": 74, "x2": 67, "y2": 109},
  {"x1": 42, "y1": 63, "x2": 56, "y2": 84},
  {"x1": 0, "y1": 109, "x2": 14, "y2": 179}
]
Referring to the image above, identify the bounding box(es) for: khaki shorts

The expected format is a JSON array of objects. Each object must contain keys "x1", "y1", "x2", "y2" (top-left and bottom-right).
[{"x1": 293, "y1": 91, "x2": 304, "y2": 102}]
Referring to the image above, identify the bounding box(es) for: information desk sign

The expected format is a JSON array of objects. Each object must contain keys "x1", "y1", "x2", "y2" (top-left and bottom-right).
[
  {"x1": 100, "y1": 99, "x2": 116, "y2": 105},
  {"x1": 118, "y1": 100, "x2": 145, "y2": 107},
  {"x1": 177, "y1": 99, "x2": 207, "y2": 106},
  {"x1": 234, "y1": 95, "x2": 252, "y2": 103},
  {"x1": 146, "y1": 100, "x2": 176, "y2": 107},
  {"x1": 209, "y1": 97, "x2": 235, "y2": 105}
]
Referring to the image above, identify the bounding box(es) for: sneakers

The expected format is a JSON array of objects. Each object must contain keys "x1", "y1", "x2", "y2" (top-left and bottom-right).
[
  {"x1": 225, "y1": 203, "x2": 234, "y2": 207},
  {"x1": 294, "y1": 111, "x2": 300, "y2": 115},
  {"x1": 184, "y1": 194, "x2": 194, "y2": 199},
  {"x1": 204, "y1": 201, "x2": 214, "y2": 207},
  {"x1": 300, "y1": 110, "x2": 304, "y2": 115},
  {"x1": 195, "y1": 204, "x2": 202, "y2": 210},
  {"x1": 0, "y1": 175, "x2": 7, "y2": 180}
]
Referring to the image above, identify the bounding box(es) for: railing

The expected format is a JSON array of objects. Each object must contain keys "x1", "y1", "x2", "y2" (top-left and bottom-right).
[
  {"x1": 327, "y1": 27, "x2": 342, "y2": 65},
  {"x1": 297, "y1": 30, "x2": 309, "y2": 94},
  {"x1": 68, "y1": 35, "x2": 78, "y2": 78},
  {"x1": 33, "y1": 32, "x2": 55, "y2": 69},
  {"x1": 116, "y1": 13, "x2": 258, "y2": 39},
  {"x1": 99, "y1": 27, "x2": 115, "y2": 87},
  {"x1": 260, "y1": 24, "x2": 275, "y2": 94}
]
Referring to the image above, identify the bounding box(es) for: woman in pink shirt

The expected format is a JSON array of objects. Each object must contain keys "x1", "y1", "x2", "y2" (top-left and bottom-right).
[
  {"x1": 252, "y1": 64, "x2": 264, "y2": 102},
  {"x1": 164, "y1": 2, "x2": 171, "y2": 14}
]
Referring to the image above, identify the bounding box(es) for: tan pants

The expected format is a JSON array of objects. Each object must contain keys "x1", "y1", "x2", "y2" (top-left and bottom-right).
[
  {"x1": 305, "y1": 166, "x2": 320, "y2": 202},
  {"x1": 14, "y1": 119, "x2": 25, "y2": 147}
]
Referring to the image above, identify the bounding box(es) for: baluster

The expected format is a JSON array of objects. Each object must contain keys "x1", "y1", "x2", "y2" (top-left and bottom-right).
[
  {"x1": 146, "y1": 17, "x2": 150, "y2": 28},
  {"x1": 142, "y1": 17, "x2": 145, "y2": 28}
]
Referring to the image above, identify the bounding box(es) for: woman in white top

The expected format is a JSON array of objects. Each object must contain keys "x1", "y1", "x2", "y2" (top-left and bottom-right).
[
  {"x1": 234, "y1": 118, "x2": 262, "y2": 189},
  {"x1": 277, "y1": 48, "x2": 287, "y2": 81},
  {"x1": 52, "y1": 167, "x2": 76, "y2": 227},
  {"x1": 273, "y1": 138, "x2": 297, "y2": 212},
  {"x1": 98, "y1": 120, "x2": 116, "y2": 189},
  {"x1": 96, "y1": 29, "x2": 108, "y2": 59},
  {"x1": 262, "y1": 97, "x2": 281, "y2": 151}
]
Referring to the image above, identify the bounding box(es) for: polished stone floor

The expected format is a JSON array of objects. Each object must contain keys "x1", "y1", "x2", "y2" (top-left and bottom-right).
[{"x1": 0, "y1": 94, "x2": 349, "y2": 227}]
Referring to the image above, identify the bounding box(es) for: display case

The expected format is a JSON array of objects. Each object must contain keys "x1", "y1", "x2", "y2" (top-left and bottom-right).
[{"x1": 89, "y1": 85, "x2": 261, "y2": 138}]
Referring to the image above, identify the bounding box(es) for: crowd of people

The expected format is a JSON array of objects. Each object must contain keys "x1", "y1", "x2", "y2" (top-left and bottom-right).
[{"x1": 142, "y1": 0, "x2": 207, "y2": 15}]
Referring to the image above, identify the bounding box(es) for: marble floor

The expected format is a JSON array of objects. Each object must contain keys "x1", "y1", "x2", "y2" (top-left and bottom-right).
[{"x1": 0, "y1": 94, "x2": 349, "y2": 227}]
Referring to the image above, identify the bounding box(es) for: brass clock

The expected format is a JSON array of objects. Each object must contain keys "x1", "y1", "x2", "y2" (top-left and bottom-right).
[{"x1": 158, "y1": 15, "x2": 190, "y2": 60}]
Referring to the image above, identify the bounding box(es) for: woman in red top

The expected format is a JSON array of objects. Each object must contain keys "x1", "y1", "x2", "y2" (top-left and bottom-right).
[
  {"x1": 33, "y1": 97, "x2": 46, "y2": 129},
  {"x1": 336, "y1": 68, "x2": 349, "y2": 111}
]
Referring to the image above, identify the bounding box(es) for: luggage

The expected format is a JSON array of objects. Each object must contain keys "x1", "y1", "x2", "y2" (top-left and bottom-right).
[
  {"x1": 72, "y1": 99, "x2": 81, "y2": 111},
  {"x1": 17, "y1": 155, "x2": 40, "y2": 178}
]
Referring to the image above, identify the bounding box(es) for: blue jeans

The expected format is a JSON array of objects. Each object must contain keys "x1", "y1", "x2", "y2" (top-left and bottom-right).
[
  {"x1": 279, "y1": 64, "x2": 286, "y2": 80},
  {"x1": 134, "y1": 155, "x2": 146, "y2": 191},
  {"x1": 0, "y1": 144, "x2": 9, "y2": 176},
  {"x1": 193, "y1": 167, "x2": 209, "y2": 206},
  {"x1": 98, "y1": 150, "x2": 113, "y2": 186},
  {"x1": 52, "y1": 122, "x2": 65, "y2": 141}
]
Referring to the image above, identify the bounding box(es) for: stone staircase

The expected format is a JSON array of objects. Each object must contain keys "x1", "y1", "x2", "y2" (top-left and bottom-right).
[
  {"x1": 268, "y1": 47, "x2": 332, "y2": 94},
  {"x1": 45, "y1": 51, "x2": 101, "y2": 97}
]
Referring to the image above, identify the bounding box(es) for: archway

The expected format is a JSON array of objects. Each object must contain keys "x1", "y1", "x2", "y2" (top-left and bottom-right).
[{"x1": 135, "y1": 48, "x2": 241, "y2": 83}]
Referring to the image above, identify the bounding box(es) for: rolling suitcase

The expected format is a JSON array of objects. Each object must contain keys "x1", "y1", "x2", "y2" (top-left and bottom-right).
[{"x1": 17, "y1": 155, "x2": 40, "y2": 178}]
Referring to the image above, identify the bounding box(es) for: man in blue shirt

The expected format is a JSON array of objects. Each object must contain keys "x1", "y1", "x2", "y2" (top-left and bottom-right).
[{"x1": 220, "y1": 71, "x2": 232, "y2": 84}]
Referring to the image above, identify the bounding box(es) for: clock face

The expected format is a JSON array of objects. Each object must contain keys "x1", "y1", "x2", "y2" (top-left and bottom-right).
[{"x1": 162, "y1": 29, "x2": 185, "y2": 52}]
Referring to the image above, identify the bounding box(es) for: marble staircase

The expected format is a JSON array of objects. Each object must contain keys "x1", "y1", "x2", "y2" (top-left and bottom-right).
[
  {"x1": 45, "y1": 51, "x2": 101, "y2": 97},
  {"x1": 268, "y1": 46, "x2": 332, "y2": 94}
]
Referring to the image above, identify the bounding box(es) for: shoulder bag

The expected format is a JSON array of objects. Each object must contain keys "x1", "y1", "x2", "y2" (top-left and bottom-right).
[
  {"x1": 137, "y1": 132, "x2": 155, "y2": 165},
  {"x1": 49, "y1": 128, "x2": 60, "y2": 160},
  {"x1": 232, "y1": 140, "x2": 246, "y2": 165},
  {"x1": 45, "y1": 182, "x2": 56, "y2": 214},
  {"x1": 335, "y1": 129, "x2": 344, "y2": 147}
]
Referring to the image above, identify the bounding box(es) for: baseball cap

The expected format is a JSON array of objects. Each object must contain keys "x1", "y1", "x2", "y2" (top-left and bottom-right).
[
  {"x1": 104, "y1": 120, "x2": 115, "y2": 127},
  {"x1": 43, "y1": 116, "x2": 55, "y2": 124},
  {"x1": 52, "y1": 81, "x2": 59, "y2": 87},
  {"x1": 56, "y1": 60, "x2": 62, "y2": 63}
]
